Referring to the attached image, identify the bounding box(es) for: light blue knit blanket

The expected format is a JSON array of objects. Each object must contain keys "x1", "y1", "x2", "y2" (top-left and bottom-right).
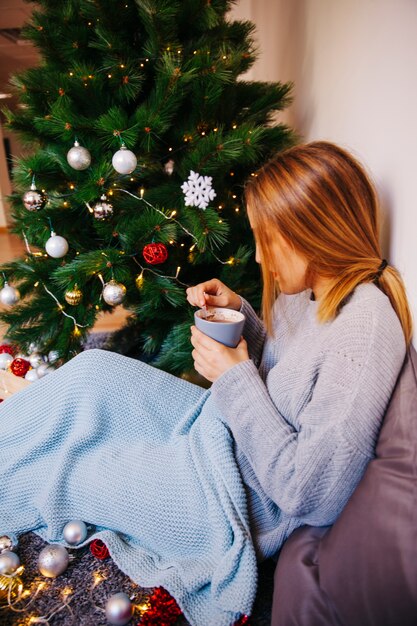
[{"x1": 0, "y1": 349, "x2": 257, "y2": 625}]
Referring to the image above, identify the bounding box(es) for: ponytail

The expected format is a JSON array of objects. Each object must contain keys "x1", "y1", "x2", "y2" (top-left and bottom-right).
[{"x1": 379, "y1": 266, "x2": 413, "y2": 346}]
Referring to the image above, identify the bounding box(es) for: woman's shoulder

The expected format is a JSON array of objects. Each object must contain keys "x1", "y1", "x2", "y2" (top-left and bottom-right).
[
  {"x1": 339, "y1": 282, "x2": 400, "y2": 327},
  {"x1": 330, "y1": 282, "x2": 406, "y2": 365}
]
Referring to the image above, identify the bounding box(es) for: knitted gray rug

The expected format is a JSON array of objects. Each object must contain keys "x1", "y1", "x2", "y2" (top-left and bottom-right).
[{"x1": 0, "y1": 532, "x2": 274, "y2": 625}]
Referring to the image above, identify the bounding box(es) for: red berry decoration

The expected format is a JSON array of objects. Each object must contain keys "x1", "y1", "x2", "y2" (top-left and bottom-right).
[
  {"x1": 234, "y1": 616, "x2": 251, "y2": 626},
  {"x1": 90, "y1": 539, "x2": 110, "y2": 560},
  {"x1": 0, "y1": 344, "x2": 15, "y2": 356},
  {"x1": 142, "y1": 242, "x2": 168, "y2": 265},
  {"x1": 9, "y1": 357, "x2": 31, "y2": 377}
]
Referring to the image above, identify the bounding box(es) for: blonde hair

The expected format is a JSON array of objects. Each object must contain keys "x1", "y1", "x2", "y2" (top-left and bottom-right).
[{"x1": 244, "y1": 141, "x2": 413, "y2": 345}]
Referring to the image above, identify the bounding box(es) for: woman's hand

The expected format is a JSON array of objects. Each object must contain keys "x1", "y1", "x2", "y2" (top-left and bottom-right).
[
  {"x1": 186, "y1": 279, "x2": 241, "y2": 311},
  {"x1": 190, "y1": 325, "x2": 249, "y2": 382}
]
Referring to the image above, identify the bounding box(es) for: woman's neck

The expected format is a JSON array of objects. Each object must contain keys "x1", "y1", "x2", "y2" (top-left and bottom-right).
[{"x1": 311, "y1": 276, "x2": 333, "y2": 302}]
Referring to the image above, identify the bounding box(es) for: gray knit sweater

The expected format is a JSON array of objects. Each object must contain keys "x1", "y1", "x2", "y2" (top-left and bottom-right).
[{"x1": 211, "y1": 282, "x2": 406, "y2": 559}]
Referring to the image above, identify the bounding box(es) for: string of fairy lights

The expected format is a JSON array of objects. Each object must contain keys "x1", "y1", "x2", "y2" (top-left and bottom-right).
[
  {"x1": 0, "y1": 557, "x2": 153, "y2": 624},
  {"x1": 1, "y1": 12, "x2": 258, "y2": 381}
]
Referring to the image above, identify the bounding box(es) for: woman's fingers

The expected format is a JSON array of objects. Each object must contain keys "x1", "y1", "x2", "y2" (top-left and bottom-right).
[
  {"x1": 186, "y1": 278, "x2": 241, "y2": 310},
  {"x1": 186, "y1": 279, "x2": 222, "y2": 307},
  {"x1": 190, "y1": 326, "x2": 222, "y2": 351}
]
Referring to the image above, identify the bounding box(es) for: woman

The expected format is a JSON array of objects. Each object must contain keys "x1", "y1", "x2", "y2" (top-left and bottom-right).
[{"x1": 0, "y1": 142, "x2": 411, "y2": 626}]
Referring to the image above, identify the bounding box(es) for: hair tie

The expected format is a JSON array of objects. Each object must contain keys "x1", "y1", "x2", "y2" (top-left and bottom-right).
[{"x1": 376, "y1": 259, "x2": 388, "y2": 278}]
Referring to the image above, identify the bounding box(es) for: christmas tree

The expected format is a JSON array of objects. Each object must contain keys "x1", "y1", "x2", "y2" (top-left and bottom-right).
[{"x1": 0, "y1": 0, "x2": 294, "y2": 375}]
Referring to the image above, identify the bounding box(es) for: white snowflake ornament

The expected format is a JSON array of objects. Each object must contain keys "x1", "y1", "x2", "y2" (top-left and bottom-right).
[{"x1": 181, "y1": 170, "x2": 217, "y2": 210}]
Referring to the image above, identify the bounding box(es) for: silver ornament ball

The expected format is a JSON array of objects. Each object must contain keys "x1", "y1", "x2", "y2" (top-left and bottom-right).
[
  {"x1": 63, "y1": 520, "x2": 88, "y2": 545},
  {"x1": 112, "y1": 145, "x2": 137, "y2": 175},
  {"x1": 164, "y1": 158, "x2": 175, "y2": 175},
  {"x1": 67, "y1": 141, "x2": 91, "y2": 171},
  {"x1": 0, "y1": 535, "x2": 17, "y2": 554},
  {"x1": 36, "y1": 363, "x2": 53, "y2": 378},
  {"x1": 0, "y1": 551, "x2": 20, "y2": 575},
  {"x1": 102, "y1": 280, "x2": 126, "y2": 306},
  {"x1": 0, "y1": 353, "x2": 13, "y2": 370},
  {"x1": 23, "y1": 184, "x2": 47, "y2": 211},
  {"x1": 29, "y1": 353, "x2": 44, "y2": 369},
  {"x1": 45, "y1": 232, "x2": 69, "y2": 258},
  {"x1": 0, "y1": 283, "x2": 20, "y2": 306},
  {"x1": 93, "y1": 194, "x2": 114, "y2": 221},
  {"x1": 105, "y1": 592, "x2": 133, "y2": 625},
  {"x1": 25, "y1": 368, "x2": 39, "y2": 382},
  {"x1": 38, "y1": 544, "x2": 69, "y2": 578},
  {"x1": 48, "y1": 350, "x2": 60, "y2": 363}
]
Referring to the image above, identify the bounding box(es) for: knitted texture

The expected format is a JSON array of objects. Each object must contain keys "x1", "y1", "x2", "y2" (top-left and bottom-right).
[
  {"x1": 0, "y1": 282, "x2": 406, "y2": 624},
  {"x1": 0, "y1": 351, "x2": 257, "y2": 626},
  {"x1": 212, "y1": 283, "x2": 407, "y2": 558}
]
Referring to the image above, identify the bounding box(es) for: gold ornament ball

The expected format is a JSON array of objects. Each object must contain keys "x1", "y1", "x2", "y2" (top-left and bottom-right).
[{"x1": 64, "y1": 287, "x2": 83, "y2": 306}]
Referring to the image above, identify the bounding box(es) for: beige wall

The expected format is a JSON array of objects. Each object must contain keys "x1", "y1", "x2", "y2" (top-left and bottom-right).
[{"x1": 231, "y1": 0, "x2": 417, "y2": 345}]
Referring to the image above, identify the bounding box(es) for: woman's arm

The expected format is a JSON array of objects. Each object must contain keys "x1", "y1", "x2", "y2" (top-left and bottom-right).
[
  {"x1": 239, "y1": 298, "x2": 266, "y2": 366},
  {"x1": 210, "y1": 309, "x2": 406, "y2": 526}
]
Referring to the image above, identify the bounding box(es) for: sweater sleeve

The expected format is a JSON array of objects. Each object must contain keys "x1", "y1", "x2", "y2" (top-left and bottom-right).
[
  {"x1": 239, "y1": 297, "x2": 266, "y2": 366},
  {"x1": 211, "y1": 309, "x2": 405, "y2": 526}
]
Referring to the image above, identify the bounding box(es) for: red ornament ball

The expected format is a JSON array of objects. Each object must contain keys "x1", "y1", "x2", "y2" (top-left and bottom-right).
[
  {"x1": 89, "y1": 539, "x2": 110, "y2": 560},
  {"x1": 143, "y1": 242, "x2": 168, "y2": 265},
  {"x1": 0, "y1": 344, "x2": 15, "y2": 356},
  {"x1": 9, "y1": 357, "x2": 31, "y2": 377},
  {"x1": 233, "y1": 616, "x2": 251, "y2": 626}
]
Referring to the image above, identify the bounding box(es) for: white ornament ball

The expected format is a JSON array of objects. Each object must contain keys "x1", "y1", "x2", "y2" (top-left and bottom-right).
[
  {"x1": 45, "y1": 232, "x2": 69, "y2": 258},
  {"x1": 112, "y1": 145, "x2": 137, "y2": 175},
  {"x1": 63, "y1": 520, "x2": 88, "y2": 545},
  {"x1": 0, "y1": 284, "x2": 20, "y2": 306},
  {"x1": 29, "y1": 353, "x2": 44, "y2": 369},
  {"x1": 25, "y1": 369, "x2": 39, "y2": 382},
  {"x1": 0, "y1": 353, "x2": 13, "y2": 370},
  {"x1": 102, "y1": 280, "x2": 126, "y2": 306},
  {"x1": 0, "y1": 550, "x2": 20, "y2": 575},
  {"x1": 0, "y1": 535, "x2": 17, "y2": 554},
  {"x1": 105, "y1": 592, "x2": 133, "y2": 625},
  {"x1": 38, "y1": 544, "x2": 69, "y2": 578},
  {"x1": 36, "y1": 363, "x2": 53, "y2": 378},
  {"x1": 67, "y1": 141, "x2": 91, "y2": 171}
]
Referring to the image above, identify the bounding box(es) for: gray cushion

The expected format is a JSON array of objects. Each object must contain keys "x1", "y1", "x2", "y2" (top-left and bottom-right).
[{"x1": 272, "y1": 345, "x2": 417, "y2": 626}]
